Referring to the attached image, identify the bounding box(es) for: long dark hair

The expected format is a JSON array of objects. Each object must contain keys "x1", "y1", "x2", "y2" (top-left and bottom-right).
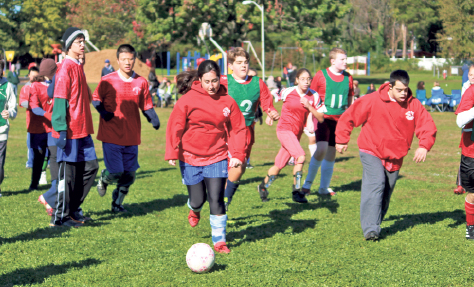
[
  {"x1": 176, "y1": 60, "x2": 221, "y2": 94},
  {"x1": 417, "y1": 81, "x2": 425, "y2": 90},
  {"x1": 32, "y1": 75, "x2": 46, "y2": 83}
]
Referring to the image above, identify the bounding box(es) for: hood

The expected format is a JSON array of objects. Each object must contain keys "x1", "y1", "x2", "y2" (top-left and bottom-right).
[
  {"x1": 0, "y1": 77, "x2": 7, "y2": 85},
  {"x1": 377, "y1": 82, "x2": 413, "y2": 102},
  {"x1": 190, "y1": 80, "x2": 228, "y2": 97}
]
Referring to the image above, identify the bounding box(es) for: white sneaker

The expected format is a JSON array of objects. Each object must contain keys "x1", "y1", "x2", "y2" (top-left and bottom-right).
[
  {"x1": 288, "y1": 157, "x2": 295, "y2": 166},
  {"x1": 318, "y1": 187, "x2": 336, "y2": 196},
  {"x1": 39, "y1": 171, "x2": 48, "y2": 185}
]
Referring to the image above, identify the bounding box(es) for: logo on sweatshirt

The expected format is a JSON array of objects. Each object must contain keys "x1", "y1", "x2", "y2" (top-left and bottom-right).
[
  {"x1": 406, "y1": 111, "x2": 414, "y2": 120},
  {"x1": 223, "y1": 107, "x2": 230, "y2": 117},
  {"x1": 133, "y1": 87, "x2": 141, "y2": 95}
]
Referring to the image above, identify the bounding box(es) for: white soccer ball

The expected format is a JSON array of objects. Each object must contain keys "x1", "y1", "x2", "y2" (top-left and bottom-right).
[{"x1": 186, "y1": 243, "x2": 215, "y2": 273}]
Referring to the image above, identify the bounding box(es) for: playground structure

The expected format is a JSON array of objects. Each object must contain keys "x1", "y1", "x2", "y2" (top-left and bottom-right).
[{"x1": 347, "y1": 55, "x2": 368, "y2": 75}]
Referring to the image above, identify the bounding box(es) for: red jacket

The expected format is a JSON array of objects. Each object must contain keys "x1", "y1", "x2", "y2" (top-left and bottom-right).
[
  {"x1": 335, "y1": 83, "x2": 437, "y2": 171},
  {"x1": 165, "y1": 81, "x2": 247, "y2": 166}
]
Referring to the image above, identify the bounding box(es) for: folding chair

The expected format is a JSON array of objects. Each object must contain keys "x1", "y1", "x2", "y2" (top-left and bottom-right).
[
  {"x1": 428, "y1": 89, "x2": 449, "y2": 112},
  {"x1": 449, "y1": 89, "x2": 462, "y2": 111}
]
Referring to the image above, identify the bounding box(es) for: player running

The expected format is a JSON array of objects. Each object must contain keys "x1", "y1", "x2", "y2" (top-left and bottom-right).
[
  {"x1": 257, "y1": 68, "x2": 325, "y2": 203},
  {"x1": 220, "y1": 47, "x2": 280, "y2": 206},
  {"x1": 94, "y1": 44, "x2": 160, "y2": 213},
  {"x1": 165, "y1": 60, "x2": 247, "y2": 254},
  {"x1": 302, "y1": 47, "x2": 354, "y2": 196},
  {"x1": 335, "y1": 70, "x2": 437, "y2": 240},
  {"x1": 50, "y1": 27, "x2": 99, "y2": 227}
]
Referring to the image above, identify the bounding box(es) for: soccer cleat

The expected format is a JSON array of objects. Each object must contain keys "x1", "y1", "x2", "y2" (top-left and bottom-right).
[
  {"x1": 466, "y1": 225, "x2": 474, "y2": 240},
  {"x1": 292, "y1": 190, "x2": 308, "y2": 203},
  {"x1": 188, "y1": 210, "x2": 200, "y2": 227},
  {"x1": 38, "y1": 195, "x2": 53, "y2": 216},
  {"x1": 302, "y1": 188, "x2": 311, "y2": 195},
  {"x1": 319, "y1": 187, "x2": 336, "y2": 196},
  {"x1": 111, "y1": 203, "x2": 128, "y2": 213},
  {"x1": 96, "y1": 169, "x2": 108, "y2": 197},
  {"x1": 71, "y1": 211, "x2": 92, "y2": 224},
  {"x1": 365, "y1": 231, "x2": 379, "y2": 241},
  {"x1": 49, "y1": 218, "x2": 83, "y2": 228},
  {"x1": 257, "y1": 183, "x2": 269, "y2": 202},
  {"x1": 39, "y1": 171, "x2": 48, "y2": 185},
  {"x1": 454, "y1": 185, "x2": 466, "y2": 195},
  {"x1": 214, "y1": 242, "x2": 231, "y2": 254},
  {"x1": 246, "y1": 163, "x2": 254, "y2": 169}
]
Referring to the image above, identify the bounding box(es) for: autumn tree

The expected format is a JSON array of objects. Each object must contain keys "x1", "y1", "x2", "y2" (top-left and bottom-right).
[{"x1": 0, "y1": 0, "x2": 22, "y2": 52}]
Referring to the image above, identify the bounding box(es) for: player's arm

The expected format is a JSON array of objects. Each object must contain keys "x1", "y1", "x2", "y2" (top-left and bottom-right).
[
  {"x1": 259, "y1": 79, "x2": 280, "y2": 121},
  {"x1": 3, "y1": 83, "x2": 17, "y2": 120},
  {"x1": 335, "y1": 95, "x2": 372, "y2": 154},
  {"x1": 165, "y1": 101, "x2": 187, "y2": 163},
  {"x1": 300, "y1": 97, "x2": 324, "y2": 123},
  {"x1": 52, "y1": 69, "x2": 71, "y2": 149},
  {"x1": 30, "y1": 86, "x2": 52, "y2": 121},
  {"x1": 413, "y1": 102, "x2": 437, "y2": 163},
  {"x1": 92, "y1": 81, "x2": 114, "y2": 122},
  {"x1": 19, "y1": 85, "x2": 30, "y2": 109},
  {"x1": 347, "y1": 75, "x2": 354, "y2": 108},
  {"x1": 47, "y1": 74, "x2": 56, "y2": 99},
  {"x1": 140, "y1": 81, "x2": 160, "y2": 130},
  {"x1": 226, "y1": 101, "x2": 247, "y2": 165},
  {"x1": 456, "y1": 88, "x2": 474, "y2": 128}
]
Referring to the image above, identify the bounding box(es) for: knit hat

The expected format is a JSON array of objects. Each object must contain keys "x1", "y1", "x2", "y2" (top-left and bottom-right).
[
  {"x1": 62, "y1": 27, "x2": 84, "y2": 51},
  {"x1": 105, "y1": 59, "x2": 110, "y2": 63},
  {"x1": 38, "y1": 59, "x2": 57, "y2": 79}
]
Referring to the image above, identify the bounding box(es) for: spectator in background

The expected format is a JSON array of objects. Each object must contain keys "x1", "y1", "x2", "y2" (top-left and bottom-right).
[
  {"x1": 248, "y1": 68, "x2": 257, "y2": 77},
  {"x1": 148, "y1": 63, "x2": 160, "y2": 106},
  {"x1": 432, "y1": 81, "x2": 442, "y2": 93},
  {"x1": 20, "y1": 66, "x2": 39, "y2": 169},
  {"x1": 101, "y1": 59, "x2": 114, "y2": 77},
  {"x1": 288, "y1": 65, "x2": 297, "y2": 87},
  {"x1": 283, "y1": 62, "x2": 293, "y2": 87},
  {"x1": 367, "y1": 83, "x2": 376, "y2": 94},
  {"x1": 266, "y1": 76, "x2": 280, "y2": 101},
  {"x1": 15, "y1": 60, "x2": 21, "y2": 74},
  {"x1": 7, "y1": 65, "x2": 19, "y2": 97},
  {"x1": 353, "y1": 80, "x2": 360, "y2": 100},
  {"x1": 158, "y1": 78, "x2": 176, "y2": 108}
]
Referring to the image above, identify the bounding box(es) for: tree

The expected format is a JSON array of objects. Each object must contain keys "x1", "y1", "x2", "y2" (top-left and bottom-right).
[
  {"x1": 21, "y1": 0, "x2": 68, "y2": 57},
  {"x1": 0, "y1": 0, "x2": 22, "y2": 52},
  {"x1": 437, "y1": 0, "x2": 474, "y2": 59}
]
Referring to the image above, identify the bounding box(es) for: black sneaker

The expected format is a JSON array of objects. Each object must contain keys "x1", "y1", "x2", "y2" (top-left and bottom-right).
[
  {"x1": 29, "y1": 185, "x2": 38, "y2": 191},
  {"x1": 71, "y1": 211, "x2": 92, "y2": 224},
  {"x1": 111, "y1": 202, "x2": 128, "y2": 213},
  {"x1": 246, "y1": 164, "x2": 254, "y2": 169},
  {"x1": 292, "y1": 190, "x2": 308, "y2": 203},
  {"x1": 50, "y1": 218, "x2": 83, "y2": 228},
  {"x1": 365, "y1": 231, "x2": 379, "y2": 241},
  {"x1": 257, "y1": 184, "x2": 269, "y2": 202},
  {"x1": 466, "y1": 225, "x2": 474, "y2": 240},
  {"x1": 97, "y1": 169, "x2": 108, "y2": 197}
]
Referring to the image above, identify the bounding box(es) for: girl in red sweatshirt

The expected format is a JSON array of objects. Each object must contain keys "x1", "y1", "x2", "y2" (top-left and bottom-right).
[
  {"x1": 165, "y1": 60, "x2": 247, "y2": 254},
  {"x1": 335, "y1": 70, "x2": 437, "y2": 241}
]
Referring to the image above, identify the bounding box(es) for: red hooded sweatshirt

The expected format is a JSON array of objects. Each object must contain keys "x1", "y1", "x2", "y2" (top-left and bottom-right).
[
  {"x1": 165, "y1": 81, "x2": 247, "y2": 166},
  {"x1": 335, "y1": 83, "x2": 437, "y2": 171}
]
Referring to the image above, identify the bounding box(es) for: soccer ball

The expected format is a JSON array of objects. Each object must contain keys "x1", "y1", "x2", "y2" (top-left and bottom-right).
[{"x1": 186, "y1": 243, "x2": 215, "y2": 273}]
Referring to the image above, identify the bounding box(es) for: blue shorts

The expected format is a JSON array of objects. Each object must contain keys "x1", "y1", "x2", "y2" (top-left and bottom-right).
[
  {"x1": 47, "y1": 133, "x2": 56, "y2": 147},
  {"x1": 102, "y1": 142, "x2": 139, "y2": 174},
  {"x1": 179, "y1": 160, "x2": 228, "y2": 186},
  {"x1": 57, "y1": 135, "x2": 97, "y2": 163},
  {"x1": 29, "y1": 133, "x2": 48, "y2": 150}
]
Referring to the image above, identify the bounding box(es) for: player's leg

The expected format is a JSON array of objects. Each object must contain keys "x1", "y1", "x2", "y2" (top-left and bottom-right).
[
  {"x1": 257, "y1": 160, "x2": 283, "y2": 202},
  {"x1": 0, "y1": 140, "x2": 6, "y2": 196},
  {"x1": 380, "y1": 168, "x2": 399, "y2": 221},
  {"x1": 39, "y1": 148, "x2": 50, "y2": 185},
  {"x1": 112, "y1": 145, "x2": 140, "y2": 213},
  {"x1": 98, "y1": 142, "x2": 124, "y2": 197},
  {"x1": 459, "y1": 155, "x2": 474, "y2": 240},
  {"x1": 359, "y1": 151, "x2": 386, "y2": 240},
  {"x1": 30, "y1": 133, "x2": 47, "y2": 190},
  {"x1": 304, "y1": 128, "x2": 317, "y2": 157},
  {"x1": 302, "y1": 120, "x2": 329, "y2": 193},
  {"x1": 26, "y1": 132, "x2": 34, "y2": 168},
  {"x1": 454, "y1": 164, "x2": 465, "y2": 194},
  {"x1": 204, "y1": 161, "x2": 230, "y2": 253},
  {"x1": 39, "y1": 144, "x2": 59, "y2": 216},
  {"x1": 179, "y1": 160, "x2": 207, "y2": 227},
  {"x1": 319, "y1": 120, "x2": 338, "y2": 196}
]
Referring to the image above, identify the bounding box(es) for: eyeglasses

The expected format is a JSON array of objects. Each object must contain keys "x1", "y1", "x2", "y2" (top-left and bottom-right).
[{"x1": 73, "y1": 40, "x2": 85, "y2": 46}]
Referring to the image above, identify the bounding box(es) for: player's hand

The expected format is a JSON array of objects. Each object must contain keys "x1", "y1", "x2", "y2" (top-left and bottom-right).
[
  {"x1": 300, "y1": 97, "x2": 310, "y2": 109},
  {"x1": 229, "y1": 158, "x2": 242, "y2": 168},
  {"x1": 168, "y1": 160, "x2": 176, "y2": 166},
  {"x1": 57, "y1": 131, "x2": 67, "y2": 150},
  {"x1": 103, "y1": 111, "x2": 114, "y2": 122},
  {"x1": 265, "y1": 116, "x2": 273, "y2": 126},
  {"x1": 1, "y1": 110, "x2": 8, "y2": 120},
  {"x1": 267, "y1": 108, "x2": 280, "y2": 121},
  {"x1": 335, "y1": 144, "x2": 348, "y2": 154},
  {"x1": 413, "y1": 147, "x2": 428, "y2": 163}
]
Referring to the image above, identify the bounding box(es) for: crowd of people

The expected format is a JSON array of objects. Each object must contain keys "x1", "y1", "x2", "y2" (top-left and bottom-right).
[{"x1": 7, "y1": 26, "x2": 474, "y2": 254}]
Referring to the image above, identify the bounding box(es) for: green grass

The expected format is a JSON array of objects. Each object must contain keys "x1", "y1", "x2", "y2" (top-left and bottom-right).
[{"x1": 1, "y1": 75, "x2": 472, "y2": 286}]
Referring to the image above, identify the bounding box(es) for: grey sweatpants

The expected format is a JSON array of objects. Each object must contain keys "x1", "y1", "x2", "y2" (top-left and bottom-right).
[
  {"x1": 0, "y1": 140, "x2": 7, "y2": 185},
  {"x1": 360, "y1": 151, "x2": 399, "y2": 237}
]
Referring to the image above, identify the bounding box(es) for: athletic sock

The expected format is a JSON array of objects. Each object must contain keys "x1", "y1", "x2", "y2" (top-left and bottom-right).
[
  {"x1": 210, "y1": 214, "x2": 227, "y2": 246},
  {"x1": 224, "y1": 179, "x2": 240, "y2": 205},
  {"x1": 465, "y1": 200, "x2": 474, "y2": 226},
  {"x1": 302, "y1": 157, "x2": 322, "y2": 190},
  {"x1": 320, "y1": 159, "x2": 335, "y2": 191},
  {"x1": 308, "y1": 144, "x2": 317, "y2": 157}
]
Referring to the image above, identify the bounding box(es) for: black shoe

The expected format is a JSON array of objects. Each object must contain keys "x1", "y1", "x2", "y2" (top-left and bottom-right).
[
  {"x1": 97, "y1": 169, "x2": 108, "y2": 197},
  {"x1": 50, "y1": 218, "x2": 83, "y2": 228},
  {"x1": 365, "y1": 231, "x2": 379, "y2": 241},
  {"x1": 111, "y1": 202, "x2": 128, "y2": 213},
  {"x1": 29, "y1": 185, "x2": 38, "y2": 191},
  {"x1": 292, "y1": 190, "x2": 308, "y2": 203},
  {"x1": 246, "y1": 164, "x2": 254, "y2": 169},
  {"x1": 466, "y1": 225, "x2": 474, "y2": 240},
  {"x1": 71, "y1": 211, "x2": 92, "y2": 224},
  {"x1": 257, "y1": 184, "x2": 269, "y2": 202}
]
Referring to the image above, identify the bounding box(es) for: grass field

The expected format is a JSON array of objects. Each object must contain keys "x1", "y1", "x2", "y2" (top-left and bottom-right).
[{"x1": 0, "y1": 73, "x2": 472, "y2": 286}]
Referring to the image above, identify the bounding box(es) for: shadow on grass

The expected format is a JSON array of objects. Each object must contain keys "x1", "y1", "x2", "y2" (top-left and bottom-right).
[
  {"x1": 383, "y1": 209, "x2": 465, "y2": 238},
  {"x1": 0, "y1": 258, "x2": 101, "y2": 286},
  {"x1": 228, "y1": 200, "x2": 339, "y2": 247},
  {"x1": 255, "y1": 162, "x2": 274, "y2": 167},
  {"x1": 355, "y1": 78, "x2": 389, "y2": 85},
  {"x1": 240, "y1": 174, "x2": 287, "y2": 185},
  {"x1": 89, "y1": 194, "x2": 188, "y2": 221},
  {"x1": 335, "y1": 156, "x2": 355, "y2": 163},
  {"x1": 334, "y1": 179, "x2": 362, "y2": 193},
  {"x1": 209, "y1": 264, "x2": 227, "y2": 273},
  {"x1": 2, "y1": 185, "x2": 50, "y2": 197}
]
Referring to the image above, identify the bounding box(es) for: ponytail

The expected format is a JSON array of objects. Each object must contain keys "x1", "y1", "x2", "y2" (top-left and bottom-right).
[{"x1": 177, "y1": 70, "x2": 198, "y2": 94}]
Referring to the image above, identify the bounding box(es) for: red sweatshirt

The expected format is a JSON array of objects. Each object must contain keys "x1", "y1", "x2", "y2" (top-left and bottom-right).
[
  {"x1": 165, "y1": 81, "x2": 247, "y2": 166},
  {"x1": 336, "y1": 83, "x2": 437, "y2": 171}
]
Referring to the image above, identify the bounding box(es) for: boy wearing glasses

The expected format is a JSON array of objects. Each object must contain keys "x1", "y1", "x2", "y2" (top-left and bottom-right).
[{"x1": 50, "y1": 27, "x2": 99, "y2": 227}]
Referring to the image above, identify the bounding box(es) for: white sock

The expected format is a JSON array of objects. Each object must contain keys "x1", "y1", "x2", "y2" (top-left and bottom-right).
[
  {"x1": 303, "y1": 157, "x2": 322, "y2": 189},
  {"x1": 308, "y1": 144, "x2": 317, "y2": 157},
  {"x1": 320, "y1": 159, "x2": 335, "y2": 191}
]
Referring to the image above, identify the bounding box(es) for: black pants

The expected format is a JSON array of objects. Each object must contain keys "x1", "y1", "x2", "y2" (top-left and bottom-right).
[
  {"x1": 187, "y1": 178, "x2": 226, "y2": 215},
  {"x1": 31, "y1": 145, "x2": 59, "y2": 188},
  {"x1": 0, "y1": 140, "x2": 7, "y2": 185},
  {"x1": 52, "y1": 160, "x2": 99, "y2": 224}
]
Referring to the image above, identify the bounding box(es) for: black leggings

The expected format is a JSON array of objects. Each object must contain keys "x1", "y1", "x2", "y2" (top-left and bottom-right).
[{"x1": 187, "y1": 177, "x2": 226, "y2": 215}]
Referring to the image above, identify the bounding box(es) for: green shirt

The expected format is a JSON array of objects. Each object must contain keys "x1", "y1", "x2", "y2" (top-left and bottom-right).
[
  {"x1": 323, "y1": 69, "x2": 350, "y2": 116},
  {"x1": 227, "y1": 75, "x2": 261, "y2": 126}
]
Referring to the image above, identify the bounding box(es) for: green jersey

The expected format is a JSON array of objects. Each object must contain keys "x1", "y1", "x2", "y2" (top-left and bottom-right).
[
  {"x1": 0, "y1": 82, "x2": 8, "y2": 126},
  {"x1": 322, "y1": 69, "x2": 350, "y2": 116},
  {"x1": 227, "y1": 75, "x2": 261, "y2": 126}
]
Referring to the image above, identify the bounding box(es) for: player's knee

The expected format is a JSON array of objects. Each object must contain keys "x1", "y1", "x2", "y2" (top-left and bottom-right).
[
  {"x1": 466, "y1": 192, "x2": 474, "y2": 204},
  {"x1": 296, "y1": 155, "x2": 305, "y2": 165}
]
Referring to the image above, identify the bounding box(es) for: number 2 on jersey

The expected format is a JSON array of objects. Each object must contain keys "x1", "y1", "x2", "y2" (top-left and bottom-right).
[{"x1": 240, "y1": 100, "x2": 253, "y2": 115}]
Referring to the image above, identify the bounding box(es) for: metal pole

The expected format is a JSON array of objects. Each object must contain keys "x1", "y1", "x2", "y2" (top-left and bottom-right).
[
  {"x1": 261, "y1": 4, "x2": 265, "y2": 81},
  {"x1": 167, "y1": 51, "x2": 170, "y2": 76}
]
